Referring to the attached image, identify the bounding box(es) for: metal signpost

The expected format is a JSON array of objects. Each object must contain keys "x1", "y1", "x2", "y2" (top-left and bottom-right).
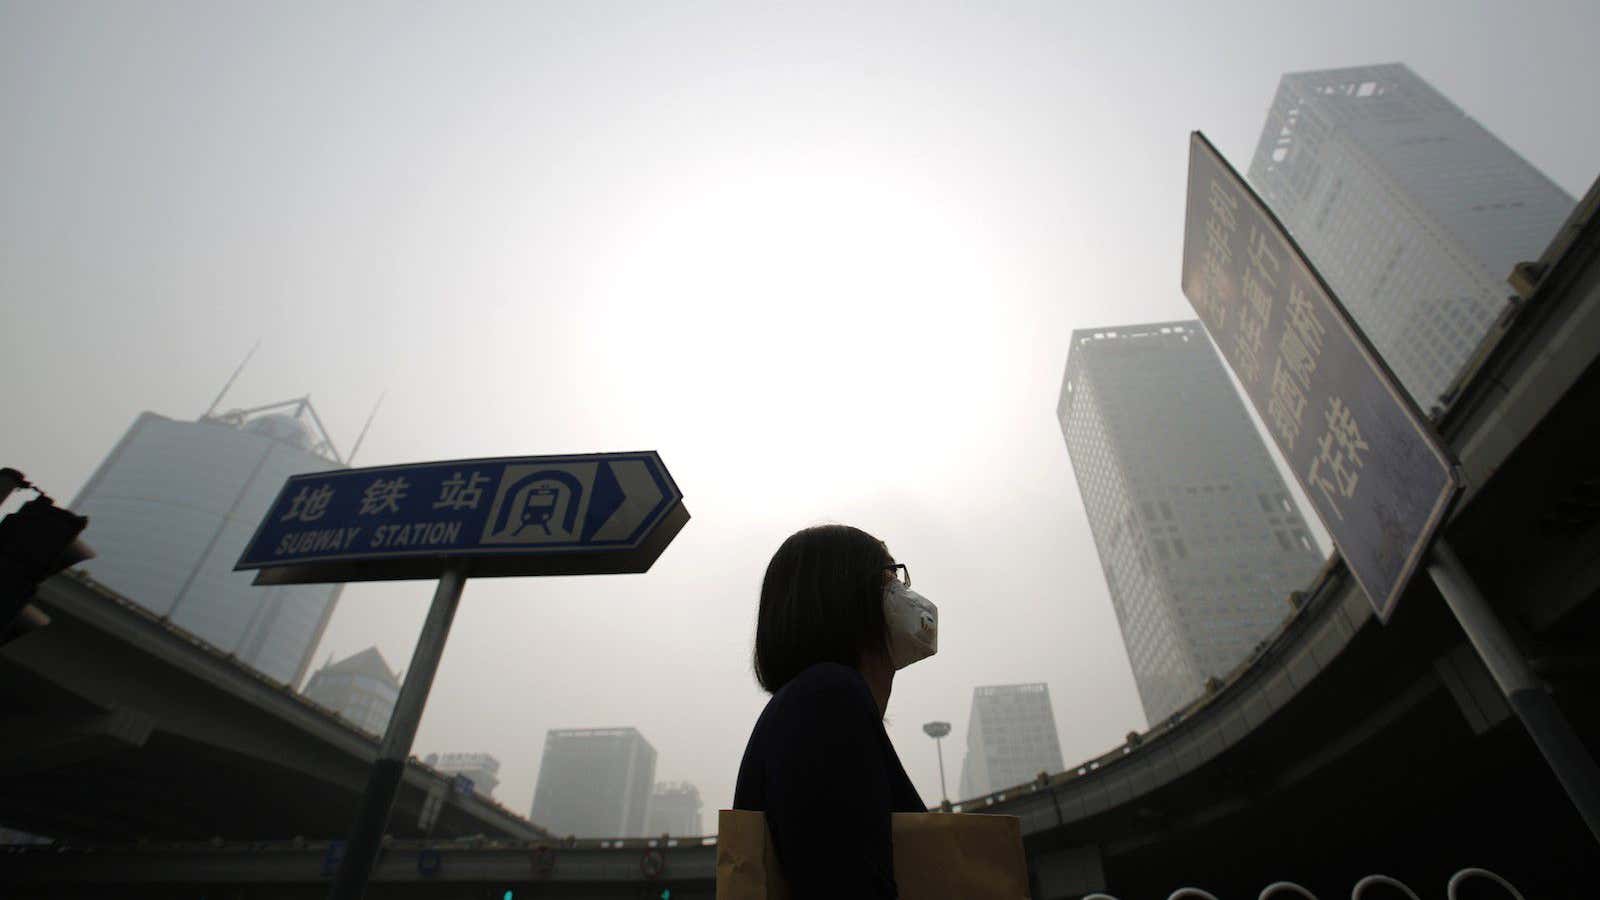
[
  {"x1": 235, "y1": 452, "x2": 688, "y2": 897},
  {"x1": 1181, "y1": 131, "x2": 1600, "y2": 840}
]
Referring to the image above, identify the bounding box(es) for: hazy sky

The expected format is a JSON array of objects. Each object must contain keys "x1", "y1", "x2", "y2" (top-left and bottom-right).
[{"x1": 4, "y1": 1, "x2": 1597, "y2": 826}]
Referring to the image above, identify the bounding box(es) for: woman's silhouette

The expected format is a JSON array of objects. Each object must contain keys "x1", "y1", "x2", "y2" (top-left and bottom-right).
[{"x1": 734, "y1": 524, "x2": 938, "y2": 897}]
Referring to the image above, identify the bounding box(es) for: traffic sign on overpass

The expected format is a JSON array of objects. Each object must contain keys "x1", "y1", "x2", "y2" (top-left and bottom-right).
[
  {"x1": 235, "y1": 451, "x2": 687, "y2": 585},
  {"x1": 1180, "y1": 131, "x2": 1458, "y2": 622}
]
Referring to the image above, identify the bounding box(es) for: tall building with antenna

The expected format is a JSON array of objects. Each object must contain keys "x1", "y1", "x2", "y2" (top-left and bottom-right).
[{"x1": 71, "y1": 358, "x2": 359, "y2": 687}]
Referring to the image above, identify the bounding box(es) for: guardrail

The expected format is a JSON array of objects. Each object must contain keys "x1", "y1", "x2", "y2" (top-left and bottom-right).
[
  {"x1": 1080, "y1": 866, "x2": 1527, "y2": 900},
  {"x1": 0, "y1": 834, "x2": 719, "y2": 854},
  {"x1": 0, "y1": 834, "x2": 723, "y2": 886}
]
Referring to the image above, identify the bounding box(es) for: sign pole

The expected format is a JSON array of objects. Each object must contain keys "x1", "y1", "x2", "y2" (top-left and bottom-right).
[
  {"x1": 1426, "y1": 540, "x2": 1600, "y2": 842},
  {"x1": 329, "y1": 566, "x2": 469, "y2": 899}
]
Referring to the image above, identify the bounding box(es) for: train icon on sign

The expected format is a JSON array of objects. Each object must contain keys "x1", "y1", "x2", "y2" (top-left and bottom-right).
[
  {"x1": 481, "y1": 465, "x2": 596, "y2": 545},
  {"x1": 505, "y1": 471, "x2": 582, "y2": 537}
]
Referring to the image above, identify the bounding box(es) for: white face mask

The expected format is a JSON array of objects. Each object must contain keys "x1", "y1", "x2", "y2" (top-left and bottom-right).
[{"x1": 883, "y1": 581, "x2": 938, "y2": 670}]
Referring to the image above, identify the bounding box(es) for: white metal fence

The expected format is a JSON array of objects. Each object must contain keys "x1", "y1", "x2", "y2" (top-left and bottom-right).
[{"x1": 1080, "y1": 865, "x2": 1527, "y2": 899}]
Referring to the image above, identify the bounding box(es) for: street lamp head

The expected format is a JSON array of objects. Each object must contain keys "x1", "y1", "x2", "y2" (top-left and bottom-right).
[{"x1": 922, "y1": 721, "x2": 951, "y2": 739}]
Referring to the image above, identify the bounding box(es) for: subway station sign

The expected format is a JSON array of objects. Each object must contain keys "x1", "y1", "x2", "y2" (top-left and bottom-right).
[
  {"x1": 236, "y1": 451, "x2": 687, "y2": 585},
  {"x1": 1180, "y1": 132, "x2": 1459, "y2": 621}
]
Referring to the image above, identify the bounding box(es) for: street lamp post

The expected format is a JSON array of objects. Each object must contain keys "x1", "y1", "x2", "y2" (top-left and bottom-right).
[{"x1": 922, "y1": 721, "x2": 952, "y2": 810}]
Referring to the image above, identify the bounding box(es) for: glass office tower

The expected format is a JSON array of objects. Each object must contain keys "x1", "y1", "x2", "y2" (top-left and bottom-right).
[
  {"x1": 1248, "y1": 63, "x2": 1574, "y2": 412},
  {"x1": 302, "y1": 646, "x2": 402, "y2": 737},
  {"x1": 529, "y1": 727, "x2": 657, "y2": 838},
  {"x1": 71, "y1": 400, "x2": 343, "y2": 687},
  {"x1": 958, "y1": 683, "x2": 1065, "y2": 799},
  {"x1": 1059, "y1": 322, "x2": 1322, "y2": 725}
]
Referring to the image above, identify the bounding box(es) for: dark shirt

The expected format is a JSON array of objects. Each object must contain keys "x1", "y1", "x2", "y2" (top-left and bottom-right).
[{"x1": 733, "y1": 662, "x2": 926, "y2": 898}]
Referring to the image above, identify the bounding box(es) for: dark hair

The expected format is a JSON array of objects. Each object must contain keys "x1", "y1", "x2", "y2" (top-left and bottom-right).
[{"x1": 753, "y1": 524, "x2": 892, "y2": 694}]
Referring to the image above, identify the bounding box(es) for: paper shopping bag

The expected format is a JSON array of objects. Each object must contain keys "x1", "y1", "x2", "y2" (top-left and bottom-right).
[
  {"x1": 890, "y1": 811, "x2": 1030, "y2": 898},
  {"x1": 716, "y1": 809, "x2": 792, "y2": 900},
  {"x1": 716, "y1": 809, "x2": 1030, "y2": 899}
]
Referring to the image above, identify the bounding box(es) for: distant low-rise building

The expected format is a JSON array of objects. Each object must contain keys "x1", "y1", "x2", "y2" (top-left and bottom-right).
[
  {"x1": 423, "y1": 752, "x2": 502, "y2": 799},
  {"x1": 645, "y1": 781, "x2": 703, "y2": 836},
  {"x1": 301, "y1": 647, "x2": 400, "y2": 737},
  {"x1": 530, "y1": 728, "x2": 656, "y2": 838}
]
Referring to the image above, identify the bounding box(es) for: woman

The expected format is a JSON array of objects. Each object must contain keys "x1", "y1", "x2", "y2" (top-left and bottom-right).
[{"x1": 733, "y1": 524, "x2": 940, "y2": 897}]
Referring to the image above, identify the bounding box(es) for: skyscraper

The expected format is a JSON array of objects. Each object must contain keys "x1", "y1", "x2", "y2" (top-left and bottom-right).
[
  {"x1": 70, "y1": 400, "x2": 344, "y2": 687},
  {"x1": 1247, "y1": 63, "x2": 1574, "y2": 412},
  {"x1": 530, "y1": 728, "x2": 656, "y2": 838},
  {"x1": 301, "y1": 646, "x2": 401, "y2": 737},
  {"x1": 423, "y1": 753, "x2": 502, "y2": 799},
  {"x1": 958, "y1": 683, "x2": 1064, "y2": 800},
  {"x1": 645, "y1": 781, "x2": 704, "y2": 836},
  {"x1": 1058, "y1": 321, "x2": 1322, "y2": 725}
]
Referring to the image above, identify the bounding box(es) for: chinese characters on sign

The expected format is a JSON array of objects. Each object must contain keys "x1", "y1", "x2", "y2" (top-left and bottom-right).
[
  {"x1": 280, "y1": 473, "x2": 494, "y2": 523},
  {"x1": 281, "y1": 484, "x2": 334, "y2": 523},
  {"x1": 433, "y1": 472, "x2": 490, "y2": 511},
  {"x1": 235, "y1": 452, "x2": 688, "y2": 585},
  {"x1": 1180, "y1": 132, "x2": 1458, "y2": 621},
  {"x1": 1308, "y1": 398, "x2": 1372, "y2": 518},
  {"x1": 359, "y1": 477, "x2": 410, "y2": 516}
]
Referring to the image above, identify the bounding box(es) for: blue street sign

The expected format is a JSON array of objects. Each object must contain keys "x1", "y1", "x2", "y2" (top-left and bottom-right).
[
  {"x1": 1181, "y1": 132, "x2": 1459, "y2": 622},
  {"x1": 235, "y1": 451, "x2": 687, "y2": 585}
]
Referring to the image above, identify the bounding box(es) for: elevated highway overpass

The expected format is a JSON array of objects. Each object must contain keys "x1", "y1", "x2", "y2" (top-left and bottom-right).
[{"x1": 0, "y1": 570, "x2": 550, "y2": 845}]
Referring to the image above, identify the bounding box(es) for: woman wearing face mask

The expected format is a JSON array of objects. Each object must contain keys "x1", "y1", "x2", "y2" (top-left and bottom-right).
[{"x1": 733, "y1": 524, "x2": 939, "y2": 898}]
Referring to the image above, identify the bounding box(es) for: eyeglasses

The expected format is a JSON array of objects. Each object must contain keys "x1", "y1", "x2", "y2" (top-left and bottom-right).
[{"x1": 884, "y1": 563, "x2": 910, "y2": 588}]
